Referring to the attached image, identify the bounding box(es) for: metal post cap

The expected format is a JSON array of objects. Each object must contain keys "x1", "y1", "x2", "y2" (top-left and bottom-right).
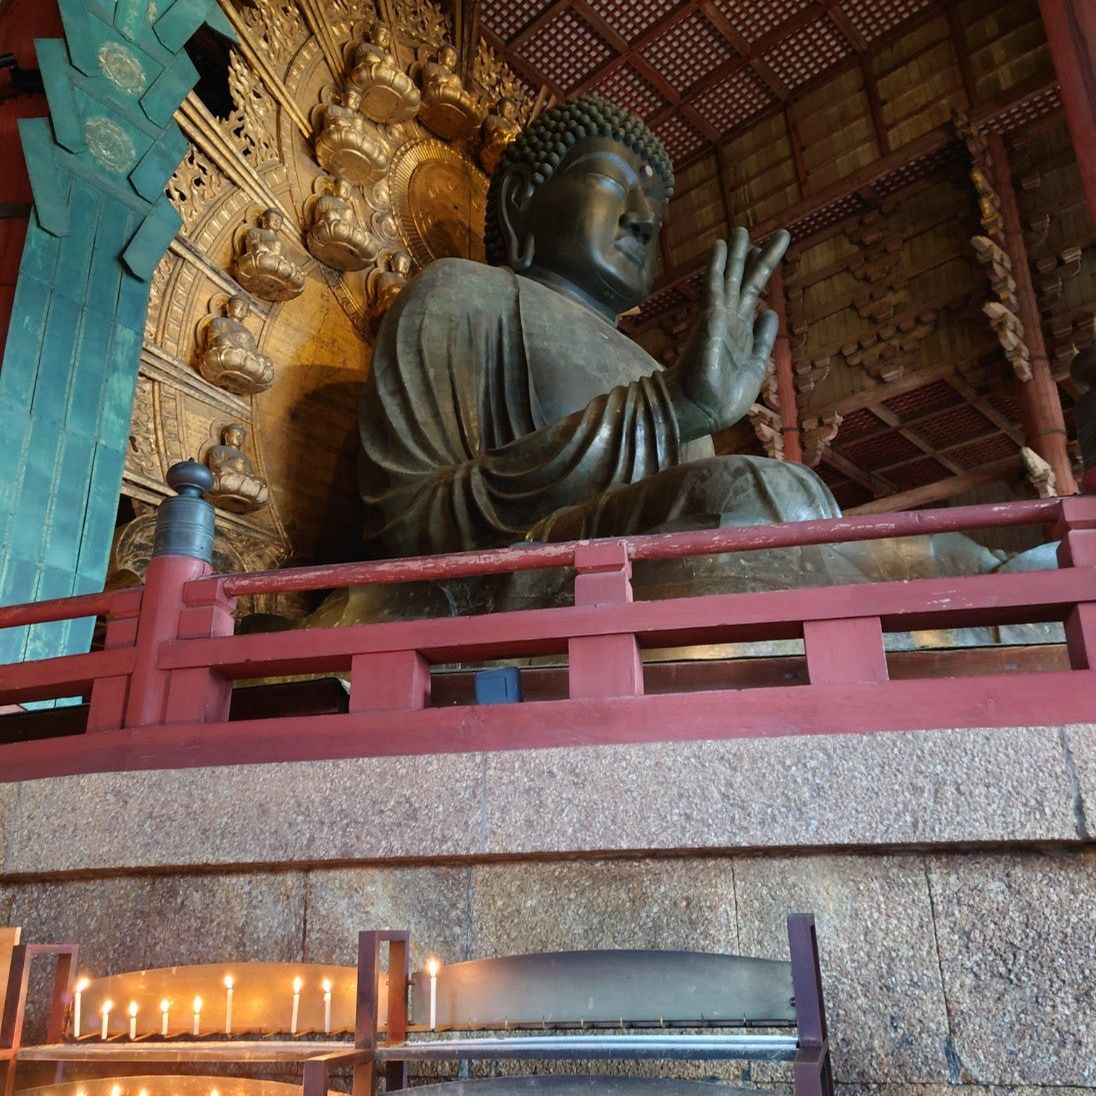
[
  {"x1": 154, "y1": 460, "x2": 216, "y2": 561},
  {"x1": 166, "y1": 459, "x2": 214, "y2": 497}
]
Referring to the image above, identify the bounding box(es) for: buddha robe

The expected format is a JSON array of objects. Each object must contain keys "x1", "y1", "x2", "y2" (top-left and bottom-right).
[{"x1": 359, "y1": 257, "x2": 840, "y2": 559}]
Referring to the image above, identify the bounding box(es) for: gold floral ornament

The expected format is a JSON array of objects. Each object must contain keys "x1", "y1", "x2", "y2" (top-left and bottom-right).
[
  {"x1": 234, "y1": 209, "x2": 306, "y2": 302},
  {"x1": 206, "y1": 423, "x2": 270, "y2": 513},
  {"x1": 478, "y1": 96, "x2": 520, "y2": 176},
  {"x1": 415, "y1": 44, "x2": 486, "y2": 142},
  {"x1": 314, "y1": 86, "x2": 391, "y2": 186},
  {"x1": 305, "y1": 176, "x2": 379, "y2": 271},
  {"x1": 197, "y1": 296, "x2": 274, "y2": 395},
  {"x1": 348, "y1": 22, "x2": 420, "y2": 125}
]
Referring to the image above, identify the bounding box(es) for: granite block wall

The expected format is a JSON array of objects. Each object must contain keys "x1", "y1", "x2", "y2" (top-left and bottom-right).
[{"x1": 1, "y1": 725, "x2": 1093, "y2": 1094}]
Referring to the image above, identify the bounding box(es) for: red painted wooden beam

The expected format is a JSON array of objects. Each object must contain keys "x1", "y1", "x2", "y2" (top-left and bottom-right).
[{"x1": 1, "y1": 670, "x2": 1094, "y2": 782}]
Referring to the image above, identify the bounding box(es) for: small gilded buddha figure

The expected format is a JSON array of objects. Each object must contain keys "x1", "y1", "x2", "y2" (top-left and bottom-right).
[
  {"x1": 206, "y1": 423, "x2": 270, "y2": 513},
  {"x1": 198, "y1": 296, "x2": 274, "y2": 395},
  {"x1": 415, "y1": 44, "x2": 485, "y2": 141},
  {"x1": 478, "y1": 97, "x2": 520, "y2": 176},
  {"x1": 315, "y1": 86, "x2": 390, "y2": 186},
  {"x1": 234, "y1": 209, "x2": 305, "y2": 302},
  {"x1": 306, "y1": 176, "x2": 378, "y2": 271},
  {"x1": 368, "y1": 250, "x2": 412, "y2": 314},
  {"x1": 348, "y1": 21, "x2": 420, "y2": 124}
]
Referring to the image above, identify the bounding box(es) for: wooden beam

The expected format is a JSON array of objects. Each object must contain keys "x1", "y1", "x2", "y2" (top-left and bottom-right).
[
  {"x1": 945, "y1": 375, "x2": 1026, "y2": 445},
  {"x1": 800, "y1": 362, "x2": 958, "y2": 422},
  {"x1": 987, "y1": 130, "x2": 1076, "y2": 494},
  {"x1": 821, "y1": 449, "x2": 894, "y2": 496},
  {"x1": 869, "y1": 403, "x2": 966, "y2": 476},
  {"x1": 768, "y1": 266, "x2": 802, "y2": 462},
  {"x1": 845, "y1": 456, "x2": 1022, "y2": 513}
]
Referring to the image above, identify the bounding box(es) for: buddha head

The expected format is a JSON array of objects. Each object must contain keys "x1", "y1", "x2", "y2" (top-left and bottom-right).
[
  {"x1": 261, "y1": 208, "x2": 284, "y2": 232},
  {"x1": 485, "y1": 95, "x2": 674, "y2": 319},
  {"x1": 223, "y1": 423, "x2": 246, "y2": 449},
  {"x1": 226, "y1": 295, "x2": 250, "y2": 320},
  {"x1": 370, "y1": 22, "x2": 393, "y2": 49},
  {"x1": 496, "y1": 97, "x2": 517, "y2": 121},
  {"x1": 436, "y1": 44, "x2": 458, "y2": 70},
  {"x1": 390, "y1": 250, "x2": 412, "y2": 276},
  {"x1": 332, "y1": 176, "x2": 354, "y2": 200},
  {"x1": 343, "y1": 85, "x2": 363, "y2": 110}
]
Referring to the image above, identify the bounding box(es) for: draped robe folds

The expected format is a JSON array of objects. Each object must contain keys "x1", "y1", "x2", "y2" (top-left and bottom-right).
[{"x1": 359, "y1": 257, "x2": 840, "y2": 559}]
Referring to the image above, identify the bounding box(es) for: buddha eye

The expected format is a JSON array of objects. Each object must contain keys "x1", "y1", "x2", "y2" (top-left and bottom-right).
[{"x1": 587, "y1": 171, "x2": 627, "y2": 195}]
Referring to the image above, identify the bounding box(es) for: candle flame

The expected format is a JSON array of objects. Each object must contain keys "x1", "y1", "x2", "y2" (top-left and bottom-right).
[
  {"x1": 193, "y1": 996, "x2": 202, "y2": 1013},
  {"x1": 128, "y1": 1002, "x2": 138, "y2": 1018},
  {"x1": 224, "y1": 975, "x2": 234, "y2": 989},
  {"x1": 426, "y1": 957, "x2": 440, "y2": 978},
  {"x1": 102, "y1": 1000, "x2": 113, "y2": 1015},
  {"x1": 292, "y1": 977, "x2": 303, "y2": 993},
  {"x1": 161, "y1": 1000, "x2": 170, "y2": 1013},
  {"x1": 111, "y1": 1085, "x2": 121, "y2": 1096},
  {"x1": 322, "y1": 979, "x2": 332, "y2": 993},
  {"x1": 75, "y1": 978, "x2": 90, "y2": 993}
]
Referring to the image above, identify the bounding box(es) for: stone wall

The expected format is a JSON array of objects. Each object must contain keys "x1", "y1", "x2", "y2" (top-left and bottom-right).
[{"x1": 1, "y1": 724, "x2": 1094, "y2": 1093}]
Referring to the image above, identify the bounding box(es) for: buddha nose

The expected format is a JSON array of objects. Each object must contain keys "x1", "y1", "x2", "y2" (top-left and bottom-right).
[{"x1": 621, "y1": 189, "x2": 659, "y2": 245}]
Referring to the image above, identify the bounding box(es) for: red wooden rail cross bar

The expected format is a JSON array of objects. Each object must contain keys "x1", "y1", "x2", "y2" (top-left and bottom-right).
[{"x1": 0, "y1": 490, "x2": 1094, "y2": 782}]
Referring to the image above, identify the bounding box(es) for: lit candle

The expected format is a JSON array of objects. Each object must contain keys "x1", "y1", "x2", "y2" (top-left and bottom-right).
[
  {"x1": 426, "y1": 958, "x2": 440, "y2": 1031},
  {"x1": 160, "y1": 1000, "x2": 170, "y2": 1037},
  {"x1": 224, "y1": 975, "x2": 234, "y2": 1036},
  {"x1": 193, "y1": 995, "x2": 202, "y2": 1037},
  {"x1": 100, "y1": 999, "x2": 112, "y2": 1040},
  {"x1": 322, "y1": 979, "x2": 332, "y2": 1035},
  {"x1": 73, "y1": 977, "x2": 89, "y2": 1038},
  {"x1": 128, "y1": 1001, "x2": 138, "y2": 1040},
  {"x1": 290, "y1": 977, "x2": 302, "y2": 1035},
  {"x1": 111, "y1": 1085, "x2": 121, "y2": 1096}
]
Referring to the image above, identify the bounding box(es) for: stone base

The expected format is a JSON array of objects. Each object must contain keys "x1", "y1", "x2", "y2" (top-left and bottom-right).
[{"x1": 1, "y1": 724, "x2": 1093, "y2": 1090}]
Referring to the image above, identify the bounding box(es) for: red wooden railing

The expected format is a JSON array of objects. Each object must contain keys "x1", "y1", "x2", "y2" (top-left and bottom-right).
[{"x1": 0, "y1": 495, "x2": 1094, "y2": 782}]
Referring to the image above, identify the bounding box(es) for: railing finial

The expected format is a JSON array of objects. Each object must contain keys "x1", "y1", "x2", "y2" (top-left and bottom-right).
[{"x1": 154, "y1": 460, "x2": 216, "y2": 562}]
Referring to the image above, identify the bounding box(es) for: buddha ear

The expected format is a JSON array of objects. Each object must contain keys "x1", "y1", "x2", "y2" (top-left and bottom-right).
[{"x1": 498, "y1": 163, "x2": 536, "y2": 273}]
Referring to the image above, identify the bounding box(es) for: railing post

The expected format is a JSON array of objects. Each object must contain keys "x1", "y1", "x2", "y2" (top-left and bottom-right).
[
  {"x1": 124, "y1": 462, "x2": 224, "y2": 728},
  {"x1": 350, "y1": 651, "x2": 430, "y2": 712},
  {"x1": 803, "y1": 617, "x2": 888, "y2": 685},
  {"x1": 568, "y1": 541, "x2": 643, "y2": 699},
  {"x1": 1055, "y1": 494, "x2": 1096, "y2": 669},
  {"x1": 85, "y1": 588, "x2": 142, "y2": 732}
]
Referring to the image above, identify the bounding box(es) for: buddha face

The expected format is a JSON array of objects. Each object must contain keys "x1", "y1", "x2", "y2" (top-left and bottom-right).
[
  {"x1": 502, "y1": 136, "x2": 667, "y2": 316},
  {"x1": 227, "y1": 296, "x2": 249, "y2": 320},
  {"x1": 371, "y1": 23, "x2": 392, "y2": 48},
  {"x1": 224, "y1": 424, "x2": 245, "y2": 448},
  {"x1": 438, "y1": 45, "x2": 457, "y2": 69}
]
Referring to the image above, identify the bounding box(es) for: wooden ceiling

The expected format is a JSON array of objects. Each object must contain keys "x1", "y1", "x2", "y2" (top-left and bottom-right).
[
  {"x1": 480, "y1": 0, "x2": 1093, "y2": 518},
  {"x1": 482, "y1": 0, "x2": 939, "y2": 162}
]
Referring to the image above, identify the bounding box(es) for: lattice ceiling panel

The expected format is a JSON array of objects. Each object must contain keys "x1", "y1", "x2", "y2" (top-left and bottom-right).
[
  {"x1": 588, "y1": 0, "x2": 682, "y2": 43},
  {"x1": 881, "y1": 379, "x2": 963, "y2": 419},
  {"x1": 592, "y1": 63, "x2": 667, "y2": 120},
  {"x1": 712, "y1": 0, "x2": 812, "y2": 43},
  {"x1": 481, "y1": 0, "x2": 535, "y2": 44},
  {"x1": 762, "y1": 16, "x2": 852, "y2": 91},
  {"x1": 691, "y1": 67, "x2": 776, "y2": 133},
  {"x1": 642, "y1": 11, "x2": 738, "y2": 93},
  {"x1": 886, "y1": 455, "x2": 952, "y2": 490},
  {"x1": 653, "y1": 113, "x2": 707, "y2": 161},
  {"x1": 947, "y1": 434, "x2": 1020, "y2": 469},
  {"x1": 834, "y1": 407, "x2": 887, "y2": 442},
  {"x1": 837, "y1": 431, "x2": 925, "y2": 469},
  {"x1": 910, "y1": 404, "x2": 996, "y2": 449},
  {"x1": 838, "y1": 0, "x2": 932, "y2": 43},
  {"x1": 522, "y1": 8, "x2": 614, "y2": 94}
]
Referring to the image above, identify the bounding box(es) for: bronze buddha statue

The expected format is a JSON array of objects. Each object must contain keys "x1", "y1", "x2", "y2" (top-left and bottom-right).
[
  {"x1": 415, "y1": 44, "x2": 486, "y2": 141},
  {"x1": 316, "y1": 96, "x2": 1025, "y2": 625},
  {"x1": 234, "y1": 209, "x2": 305, "y2": 302},
  {"x1": 348, "y1": 21, "x2": 420, "y2": 124},
  {"x1": 206, "y1": 423, "x2": 270, "y2": 513},
  {"x1": 479, "y1": 96, "x2": 520, "y2": 176},
  {"x1": 314, "y1": 86, "x2": 390, "y2": 186}
]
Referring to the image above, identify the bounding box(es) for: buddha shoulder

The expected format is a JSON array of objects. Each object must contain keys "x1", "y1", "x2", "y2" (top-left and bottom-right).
[{"x1": 399, "y1": 257, "x2": 516, "y2": 312}]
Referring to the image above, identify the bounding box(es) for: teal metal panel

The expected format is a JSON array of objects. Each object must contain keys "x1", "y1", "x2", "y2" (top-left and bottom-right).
[
  {"x1": 16, "y1": 207, "x2": 63, "y2": 284},
  {"x1": 67, "y1": 301, "x2": 114, "y2": 441},
  {"x1": 153, "y1": 0, "x2": 213, "y2": 52},
  {"x1": 0, "y1": 274, "x2": 53, "y2": 406},
  {"x1": 36, "y1": 39, "x2": 86, "y2": 154},
  {"x1": 86, "y1": 194, "x2": 133, "y2": 318},
  {"x1": 18, "y1": 119, "x2": 71, "y2": 238},
  {"x1": 57, "y1": 0, "x2": 99, "y2": 76},
  {"x1": 203, "y1": 4, "x2": 236, "y2": 39},
  {"x1": 140, "y1": 47, "x2": 198, "y2": 126},
  {"x1": 54, "y1": 181, "x2": 101, "y2": 306},
  {"x1": 129, "y1": 121, "x2": 188, "y2": 201},
  {"x1": 122, "y1": 194, "x2": 181, "y2": 279},
  {"x1": 97, "y1": 322, "x2": 143, "y2": 442},
  {"x1": 30, "y1": 292, "x2": 81, "y2": 413},
  {"x1": 113, "y1": 0, "x2": 150, "y2": 44}
]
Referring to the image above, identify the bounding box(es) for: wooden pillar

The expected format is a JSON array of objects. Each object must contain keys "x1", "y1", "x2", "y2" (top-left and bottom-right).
[
  {"x1": 988, "y1": 132, "x2": 1077, "y2": 496},
  {"x1": 770, "y1": 266, "x2": 802, "y2": 462},
  {"x1": 1037, "y1": 0, "x2": 1096, "y2": 229}
]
